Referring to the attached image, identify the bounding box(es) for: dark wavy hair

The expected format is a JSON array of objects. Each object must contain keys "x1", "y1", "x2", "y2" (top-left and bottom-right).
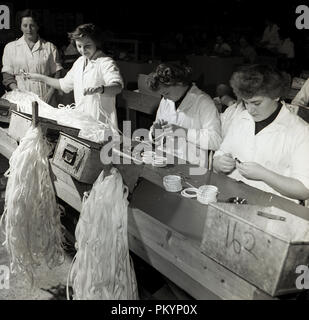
[
  {"x1": 230, "y1": 64, "x2": 287, "y2": 100},
  {"x1": 17, "y1": 9, "x2": 41, "y2": 28},
  {"x1": 68, "y1": 23, "x2": 102, "y2": 48},
  {"x1": 147, "y1": 63, "x2": 193, "y2": 90}
]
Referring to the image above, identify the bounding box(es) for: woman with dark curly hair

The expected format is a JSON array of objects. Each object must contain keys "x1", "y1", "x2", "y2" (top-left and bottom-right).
[
  {"x1": 27, "y1": 23, "x2": 123, "y2": 129},
  {"x1": 147, "y1": 63, "x2": 221, "y2": 165},
  {"x1": 213, "y1": 64, "x2": 309, "y2": 201},
  {"x1": 1, "y1": 9, "x2": 63, "y2": 104}
]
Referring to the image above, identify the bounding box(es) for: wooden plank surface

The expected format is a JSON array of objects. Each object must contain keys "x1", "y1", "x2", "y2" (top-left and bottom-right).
[
  {"x1": 128, "y1": 234, "x2": 222, "y2": 300},
  {"x1": 0, "y1": 128, "x2": 283, "y2": 299},
  {"x1": 131, "y1": 163, "x2": 309, "y2": 220},
  {"x1": 129, "y1": 207, "x2": 273, "y2": 300},
  {"x1": 129, "y1": 177, "x2": 206, "y2": 241}
]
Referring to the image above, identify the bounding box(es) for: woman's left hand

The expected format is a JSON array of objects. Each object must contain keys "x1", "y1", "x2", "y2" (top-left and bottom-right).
[
  {"x1": 161, "y1": 123, "x2": 186, "y2": 137},
  {"x1": 236, "y1": 162, "x2": 268, "y2": 181},
  {"x1": 83, "y1": 86, "x2": 103, "y2": 95},
  {"x1": 25, "y1": 72, "x2": 42, "y2": 81}
]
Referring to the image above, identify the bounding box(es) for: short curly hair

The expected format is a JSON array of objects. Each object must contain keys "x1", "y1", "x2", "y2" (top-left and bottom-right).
[
  {"x1": 68, "y1": 23, "x2": 102, "y2": 48},
  {"x1": 147, "y1": 63, "x2": 193, "y2": 90},
  {"x1": 230, "y1": 64, "x2": 287, "y2": 100}
]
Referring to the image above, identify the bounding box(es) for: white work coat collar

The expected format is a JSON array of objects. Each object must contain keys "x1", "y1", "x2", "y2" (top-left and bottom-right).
[
  {"x1": 84, "y1": 50, "x2": 105, "y2": 64},
  {"x1": 82, "y1": 50, "x2": 106, "y2": 72},
  {"x1": 239, "y1": 101, "x2": 290, "y2": 134},
  {"x1": 175, "y1": 84, "x2": 199, "y2": 112},
  {"x1": 16, "y1": 35, "x2": 43, "y2": 53}
]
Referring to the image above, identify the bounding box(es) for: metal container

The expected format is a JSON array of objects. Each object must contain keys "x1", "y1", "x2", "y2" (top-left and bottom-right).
[
  {"x1": 201, "y1": 202, "x2": 309, "y2": 297},
  {"x1": 8, "y1": 110, "x2": 80, "y2": 142},
  {"x1": 52, "y1": 132, "x2": 104, "y2": 184}
]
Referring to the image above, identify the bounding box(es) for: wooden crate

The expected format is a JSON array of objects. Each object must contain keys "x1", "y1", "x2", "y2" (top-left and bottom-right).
[
  {"x1": 127, "y1": 178, "x2": 273, "y2": 300},
  {"x1": 52, "y1": 132, "x2": 104, "y2": 184},
  {"x1": 201, "y1": 203, "x2": 309, "y2": 297}
]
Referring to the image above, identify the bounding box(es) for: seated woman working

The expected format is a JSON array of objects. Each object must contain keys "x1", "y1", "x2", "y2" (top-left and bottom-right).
[
  {"x1": 213, "y1": 64, "x2": 309, "y2": 202},
  {"x1": 147, "y1": 63, "x2": 221, "y2": 166}
]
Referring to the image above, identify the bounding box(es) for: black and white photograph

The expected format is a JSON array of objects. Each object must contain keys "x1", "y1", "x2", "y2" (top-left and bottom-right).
[{"x1": 0, "y1": 0, "x2": 309, "y2": 310}]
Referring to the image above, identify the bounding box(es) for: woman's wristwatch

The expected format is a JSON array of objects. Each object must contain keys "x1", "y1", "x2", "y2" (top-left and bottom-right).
[{"x1": 100, "y1": 85, "x2": 105, "y2": 94}]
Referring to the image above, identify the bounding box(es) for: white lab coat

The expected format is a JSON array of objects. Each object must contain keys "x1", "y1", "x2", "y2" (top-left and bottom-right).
[
  {"x1": 214, "y1": 102, "x2": 309, "y2": 200},
  {"x1": 2, "y1": 35, "x2": 62, "y2": 99},
  {"x1": 220, "y1": 101, "x2": 245, "y2": 138},
  {"x1": 292, "y1": 78, "x2": 309, "y2": 109},
  {"x1": 153, "y1": 84, "x2": 222, "y2": 165},
  {"x1": 59, "y1": 50, "x2": 123, "y2": 129}
]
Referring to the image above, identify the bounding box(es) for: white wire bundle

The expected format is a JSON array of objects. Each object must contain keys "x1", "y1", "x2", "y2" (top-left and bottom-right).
[
  {"x1": 0, "y1": 126, "x2": 65, "y2": 284},
  {"x1": 69, "y1": 167, "x2": 138, "y2": 300},
  {"x1": 2, "y1": 89, "x2": 111, "y2": 143}
]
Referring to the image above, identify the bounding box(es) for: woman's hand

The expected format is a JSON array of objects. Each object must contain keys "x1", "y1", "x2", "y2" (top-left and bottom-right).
[
  {"x1": 25, "y1": 73, "x2": 43, "y2": 81},
  {"x1": 213, "y1": 153, "x2": 236, "y2": 174},
  {"x1": 23, "y1": 72, "x2": 42, "y2": 80},
  {"x1": 153, "y1": 119, "x2": 168, "y2": 130},
  {"x1": 236, "y1": 162, "x2": 268, "y2": 181},
  {"x1": 162, "y1": 123, "x2": 176, "y2": 136},
  {"x1": 161, "y1": 123, "x2": 187, "y2": 137},
  {"x1": 83, "y1": 86, "x2": 104, "y2": 95},
  {"x1": 9, "y1": 83, "x2": 18, "y2": 90}
]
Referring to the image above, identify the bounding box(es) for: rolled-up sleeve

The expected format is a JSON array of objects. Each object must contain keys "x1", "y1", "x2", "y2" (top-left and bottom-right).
[
  {"x1": 187, "y1": 95, "x2": 222, "y2": 151},
  {"x1": 290, "y1": 129, "x2": 309, "y2": 190},
  {"x1": 292, "y1": 78, "x2": 309, "y2": 108},
  {"x1": 2, "y1": 43, "x2": 14, "y2": 74},
  {"x1": 48, "y1": 43, "x2": 63, "y2": 75},
  {"x1": 2, "y1": 72, "x2": 17, "y2": 89},
  {"x1": 213, "y1": 119, "x2": 238, "y2": 158},
  {"x1": 101, "y1": 58, "x2": 124, "y2": 88},
  {"x1": 59, "y1": 65, "x2": 75, "y2": 93}
]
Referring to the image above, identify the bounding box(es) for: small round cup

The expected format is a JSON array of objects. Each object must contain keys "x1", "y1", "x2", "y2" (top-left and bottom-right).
[
  {"x1": 197, "y1": 185, "x2": 218, "y2": 204},
  {"x1": 163, "y1": 175, "x2": 182, "y2": 192}
]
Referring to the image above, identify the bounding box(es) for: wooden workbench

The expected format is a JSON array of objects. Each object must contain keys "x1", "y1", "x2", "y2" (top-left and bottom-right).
[{"x1": 0, "y1": 127, "x2": 308, "y2": 300}]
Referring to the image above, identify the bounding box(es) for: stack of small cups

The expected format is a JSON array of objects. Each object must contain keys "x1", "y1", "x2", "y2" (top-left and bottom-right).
[
  {"x1": 142, "y1": 151, "x2": 167, "y2": 167},
  {"x1": 197, "y1": 185, "x2": 218, "y2": 204},
  {"x1": 163, "y1": 175, "x2": 182, "y2": 192}
]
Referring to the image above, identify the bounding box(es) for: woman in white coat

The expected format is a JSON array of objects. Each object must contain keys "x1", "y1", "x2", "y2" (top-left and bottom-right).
[
  {"x1": 213, "y1": 64, "x2": 309, "y2": 202},
  {"x1": 148, "y1": 63, "x2": 222, "y2": 167},
  {"x1": 27, "y1": 23, "x2": 123, "y2": 129},
  {"x1": 1, "y1": 9, "x2": 62, "y2": 104}
]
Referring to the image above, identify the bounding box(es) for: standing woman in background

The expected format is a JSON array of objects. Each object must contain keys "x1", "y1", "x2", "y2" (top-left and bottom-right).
[
  {"x1": 1, "y1": 9, "x2": 63, "y2": 105},
  {"x1": 27, "y1": 23, "x2": 124, "y2": 129}
]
